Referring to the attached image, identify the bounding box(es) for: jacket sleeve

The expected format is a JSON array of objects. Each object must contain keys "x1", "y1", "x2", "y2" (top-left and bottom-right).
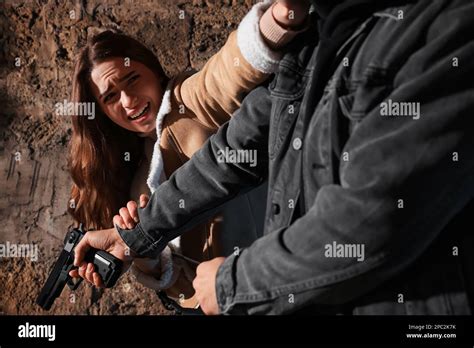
[
  {"x1": 176, "y1": 1, "x2": 281, "y2": 129},
  {"x1": 215, "y1": 3, "x2": 474, "y2": 314},
  {"x1": 117, "y1": 85, "x2": 272, "y2": 258}
]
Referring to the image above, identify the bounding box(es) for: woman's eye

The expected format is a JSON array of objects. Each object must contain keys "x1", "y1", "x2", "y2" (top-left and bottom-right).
[
  {"x1": 104, "y1": 92, "x2": 117, "y2": 103},
  {"x1": 128, "y1": 75, "x2": 139, "y2": 84}
]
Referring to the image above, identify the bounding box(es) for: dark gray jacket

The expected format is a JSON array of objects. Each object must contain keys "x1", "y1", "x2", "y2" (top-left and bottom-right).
[{"x1": 118, "y1": 0, "x2": 474, "y2": 314}]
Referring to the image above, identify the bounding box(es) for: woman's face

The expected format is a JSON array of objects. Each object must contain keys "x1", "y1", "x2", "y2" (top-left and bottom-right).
[{"x1": 90, "y1": 58, "x2": 163, "y2": 137}]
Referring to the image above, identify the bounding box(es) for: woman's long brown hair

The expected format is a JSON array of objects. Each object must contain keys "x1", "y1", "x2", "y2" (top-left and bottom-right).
[{"x1": 69, "y1": 29, "x2": 168, "y2": 230}]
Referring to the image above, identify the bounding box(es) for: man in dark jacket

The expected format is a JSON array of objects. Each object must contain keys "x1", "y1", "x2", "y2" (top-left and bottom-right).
[{"x1": 74, "y1": 0, "x2": 474, "y2": 315}]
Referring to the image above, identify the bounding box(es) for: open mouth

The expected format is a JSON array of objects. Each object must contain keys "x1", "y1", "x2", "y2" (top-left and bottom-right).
[{"x1": 128, "y1": 102, "x2": 150, "y2": 121}]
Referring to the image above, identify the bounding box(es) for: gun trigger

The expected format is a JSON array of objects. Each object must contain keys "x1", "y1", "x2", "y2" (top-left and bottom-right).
[{"x1": 67, "y1": 277, "x2": 83, "y2": 290}]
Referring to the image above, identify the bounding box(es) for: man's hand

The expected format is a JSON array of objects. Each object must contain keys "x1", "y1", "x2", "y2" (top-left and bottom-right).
[
  {"x1": 113, "y1": 194, "x2": 149, "y2": 229},
  {"x1": 193, "y1": 257, "x2": 226, "y2": 315},
  {"x1": 273, "y1": 0, "x2": 310, "y2": 29},
  {"x1": 69, "y1": 227, "x2": 134, "y2": 287}
]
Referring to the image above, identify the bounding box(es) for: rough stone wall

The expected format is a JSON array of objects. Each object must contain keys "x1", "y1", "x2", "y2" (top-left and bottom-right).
[{"x1": 0, "y1": 0, "x2": 254, "y2": 315}]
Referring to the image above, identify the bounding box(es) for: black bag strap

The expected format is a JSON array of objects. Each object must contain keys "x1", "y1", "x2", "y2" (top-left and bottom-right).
[{"x1": 157, "y1": 291, "x2": 204, "y2": 315}]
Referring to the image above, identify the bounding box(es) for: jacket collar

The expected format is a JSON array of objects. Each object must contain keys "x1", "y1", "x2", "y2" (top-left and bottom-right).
[{"x1": 146, "y1": 80, "x2": 174, "y2": 193}]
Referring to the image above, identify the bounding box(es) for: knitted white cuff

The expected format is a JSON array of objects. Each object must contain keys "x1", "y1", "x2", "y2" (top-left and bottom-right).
[
  {"x1": 131, "y1": 245, "x2": 179, "y2": 290},
  {"x1": 237, "y1": 0, "x2": 282, "y2": 74}
]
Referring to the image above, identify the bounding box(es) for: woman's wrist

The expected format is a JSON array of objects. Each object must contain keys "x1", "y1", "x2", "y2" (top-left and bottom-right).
[
  {"x1": 272, "y1": 1, "x2": 309, "y2": 30},
  {"x1": 259, "y1": 1, "x2": 309, "y2": 50}
]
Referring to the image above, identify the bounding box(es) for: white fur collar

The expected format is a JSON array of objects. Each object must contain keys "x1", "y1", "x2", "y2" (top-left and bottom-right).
[
  {"x1": 146, "y1": 81, "x2": 173, "y2": 194},
  {"x1": 146, "y1": 81, "x2": 181, "y2": 250}
]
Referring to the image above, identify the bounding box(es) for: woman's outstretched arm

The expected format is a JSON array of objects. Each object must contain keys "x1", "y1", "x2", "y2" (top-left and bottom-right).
[{"x1": 175, "y1": 0, "x2": 309, "y2": 129}]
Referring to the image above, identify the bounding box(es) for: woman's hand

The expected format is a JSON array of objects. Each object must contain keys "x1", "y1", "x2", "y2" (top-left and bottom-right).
[
  {"x1": 273, "y1": 0, "x2": 310, "y2": 29},
  {"x1": 69, "y1": 227, "x2": 135, "y2": 287},
  {"x1": 112, "y1": 194, "x2": 149, "y2": 229},
  {"x1": 69, "y1": 194, "x2": 150, "y2": 287}
]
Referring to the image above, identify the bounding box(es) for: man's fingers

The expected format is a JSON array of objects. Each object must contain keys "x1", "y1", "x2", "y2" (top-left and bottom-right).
[
  {"x1": 113, "y1": 215, "x2": 126, "y2": 229},
  {"x1": 119, "y1": 207, "x2": 135, "y2": 229},
  {"x1": 74, "y1": 236, "x2": 90, "y2": 267},
  {"x1": 139, "y1": 194, "x2": 149, "y2": 208},
  {"x1": 126, "y1": 201, "x2": 139, "y2": 223}
]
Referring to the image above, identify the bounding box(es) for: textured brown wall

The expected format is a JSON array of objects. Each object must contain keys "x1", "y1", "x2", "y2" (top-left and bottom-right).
[{"x1": 0, "y1": 0, "x2": 255, "y2": 315}]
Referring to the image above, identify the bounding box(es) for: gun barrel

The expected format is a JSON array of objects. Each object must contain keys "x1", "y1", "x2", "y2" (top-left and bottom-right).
[
  {"x1": 36, "y1": 250, "x2": 71, "y2": 310},
  {"x1": 36, "y1": 225, "x2": 123, "y2": 310}
]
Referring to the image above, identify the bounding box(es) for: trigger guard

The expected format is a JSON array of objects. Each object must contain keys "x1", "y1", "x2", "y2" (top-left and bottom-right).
[
  {"x1": 67, "y1": 266, "x2": 84, "y2": 290},
  {"x1": 67, "y1": 276, "x2": 83, "y2": 290}
]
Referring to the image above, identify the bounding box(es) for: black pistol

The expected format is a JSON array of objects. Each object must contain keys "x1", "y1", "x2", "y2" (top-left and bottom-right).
[{"x1": 36, "y1": 223, "x2": 123, "y2": 310}]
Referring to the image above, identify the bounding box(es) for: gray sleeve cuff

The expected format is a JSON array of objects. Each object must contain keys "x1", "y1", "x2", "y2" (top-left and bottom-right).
[
  {"x1": 116, "y1": 223, "x2": 167, "y2": 259},
  {"x1": 215, "y1": 253, "x2": 240, "y2": 315},
  {"x1": 216, "y1": 254, "x2": 247, "y2": 315}
]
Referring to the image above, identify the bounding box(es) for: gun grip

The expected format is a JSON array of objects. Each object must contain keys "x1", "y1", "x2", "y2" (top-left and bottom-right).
[{"x1": 88, "y1": 250, "x2": 123, "y2": 288}]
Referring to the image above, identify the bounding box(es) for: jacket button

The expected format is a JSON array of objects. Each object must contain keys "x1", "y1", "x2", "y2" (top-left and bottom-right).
[
  {"x1": 292, "y1": 137, "x2": 302, "y2": 150},
  {"x1": 272, "y1": 203, "x2": 280, "y2": 215}
]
